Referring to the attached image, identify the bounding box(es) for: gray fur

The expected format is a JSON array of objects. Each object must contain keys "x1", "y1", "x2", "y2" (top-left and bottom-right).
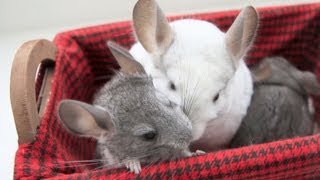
[
  {"x1": 93, "y1": 73, "x2": 192, "y2": 163},
  {"x1": 230, "y1": 57, "x2": 319, "y2": 148},
  {"x1": 58, "y1": 42, "x2": 192, "y2": 172}
]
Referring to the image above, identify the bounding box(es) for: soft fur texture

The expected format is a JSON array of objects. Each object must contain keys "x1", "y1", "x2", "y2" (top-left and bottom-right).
[
  {"x1": 130, "y1": 3, "x2": 258, "y2": 151},
  {"x1": 93, "y1": 73, "x2": 192, "y2": 163},
  {"x1": 230, "y1": 57, "x2": 320, "y2": 148},
  {"x1": 58, "y1": 42, "x2": 193, "y2": 174}
]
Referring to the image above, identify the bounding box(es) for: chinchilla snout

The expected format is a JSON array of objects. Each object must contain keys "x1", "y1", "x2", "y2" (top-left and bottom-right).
[
  {"x1": 163, "y1": 115, "x2": 192, "y2": 150},
  {"x1": 174, "y1": 123, "x2": 193, "y2": 148}
]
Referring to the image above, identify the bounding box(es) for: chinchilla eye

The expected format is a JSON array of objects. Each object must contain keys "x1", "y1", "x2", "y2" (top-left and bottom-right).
[
  {"x1": 213, "y1": 93, "x2": 219, "y2": 102},
  {"x1": 143, "y1": 131, "x2": 157, "y2": 141},
  {"x1": 169, "y1": 81, "x2": 176, "y2": 91}
]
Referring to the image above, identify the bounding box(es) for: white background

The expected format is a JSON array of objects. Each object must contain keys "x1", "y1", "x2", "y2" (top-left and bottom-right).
[{"x1": 1, "y1": 0, "x2": 319, "y2": 178}]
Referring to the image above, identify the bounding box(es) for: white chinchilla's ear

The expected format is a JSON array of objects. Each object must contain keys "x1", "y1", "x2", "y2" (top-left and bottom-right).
[
  {"x1": 58, "y1": 100, "x2": 114, "y2": 138},
  {"x1": 132, "y1": 0, "x2": 174, "y2": 55},
  {"x1": 225, "y1": 6, "x2": 259, "y2": 66},
  {"x1": 107, "y1": 41, "x2": 146, "y2": 75}
]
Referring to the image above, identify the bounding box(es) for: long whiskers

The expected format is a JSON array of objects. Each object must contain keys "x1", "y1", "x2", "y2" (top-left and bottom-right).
[
  {"x1": 55, "y1": 147, "x2": 163, "y2": 170},
  {"x1": 186, "y1": 78, "x2": 201, "y2": 117},
  {"x1": 180, "y1": 60, "x2": 202, "y2": 118}
]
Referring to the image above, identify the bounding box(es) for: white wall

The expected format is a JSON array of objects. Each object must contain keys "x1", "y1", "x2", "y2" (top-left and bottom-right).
[
  {"x1": 1, "y1": 0, "x2": 319, "y2": 179},
  {"x1": 1, "y1": 0, "x2": 319, "y2": 34}
]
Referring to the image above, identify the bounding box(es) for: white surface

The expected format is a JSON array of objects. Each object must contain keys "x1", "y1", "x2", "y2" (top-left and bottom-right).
[{"x1": 1, "y1": 0, "x2": 319, "y2": 178}]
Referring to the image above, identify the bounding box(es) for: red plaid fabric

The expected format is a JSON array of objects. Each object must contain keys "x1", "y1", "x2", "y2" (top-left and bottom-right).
[{"x1": 14, "y1": 3, "x2": 320, "y2": 179}]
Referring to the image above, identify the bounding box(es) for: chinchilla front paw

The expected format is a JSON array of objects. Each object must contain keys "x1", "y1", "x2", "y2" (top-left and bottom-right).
[{"x1": 125, "y1": 159, "x2": 142, "y2": 174}]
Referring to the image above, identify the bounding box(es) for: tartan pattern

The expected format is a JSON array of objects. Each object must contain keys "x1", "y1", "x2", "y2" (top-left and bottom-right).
[{"x1": 14, "y1": 3, "x2": 320, "y2": 179}]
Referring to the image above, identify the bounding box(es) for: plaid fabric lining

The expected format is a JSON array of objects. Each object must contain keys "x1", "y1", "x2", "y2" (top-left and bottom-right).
[{"x1": 14, "y1": 3, "x2": 320, "y2": 179}]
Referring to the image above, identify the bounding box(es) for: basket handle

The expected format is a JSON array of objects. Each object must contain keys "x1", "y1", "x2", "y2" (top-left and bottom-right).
[{"x1": 10, "y1": 39, "x2": 56, "y2": 144}]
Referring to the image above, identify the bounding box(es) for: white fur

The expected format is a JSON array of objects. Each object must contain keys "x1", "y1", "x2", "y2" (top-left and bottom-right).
[
  {"x1": 190, "y1": 61, "x2": 253, "y2": 150},
  {"x1": 130, "y1": 19, "x2": 253, "y2": 151}
]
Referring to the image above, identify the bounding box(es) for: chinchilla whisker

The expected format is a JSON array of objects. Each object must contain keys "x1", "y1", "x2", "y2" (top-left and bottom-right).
[
  {"x1": 184, "y1": 61, "x2": 192, "y2": 104},
  {"x1": 142, "y1": 160, "x2": 157, "y2": 170},
  {"x1": 57, "y1": 148, "x2": 162, "y2": 171},
  {"x1": 92, "y1": 161, "x2": 128, "y2": 171},
  {"x1": 188, "y1": 78, "x2": 201, "y2": 115},
  {"x1": 55, "y1": 161, "x2": 102, "y2": 168},
  {"x1": 129, "y1": 148, "x2": 162, "y2": 159},
  {"x1": 183, "y1": 61, "x2": 193, "y2": 115},
  {"x1": 181, "y1": 72, "x2": 188, "y2": 113},
  {"x1": 143, "y1": 160, "x2": 160, "y2": 172},
  {"x1": 128, "y1": 154, "x2": 152, "y2": 160},
  {"x1": 91, "y1": 164, "x2": 105, "y2": 171},
  {"x1": 186, "y1": 65, "x2": 202, "y2": 116},
  {"x1": 57, "y1": 159, "x2": 108, "y2": 164},
  {"x1": 186, "y1": 78, "x2": 201, "y2": 117}
]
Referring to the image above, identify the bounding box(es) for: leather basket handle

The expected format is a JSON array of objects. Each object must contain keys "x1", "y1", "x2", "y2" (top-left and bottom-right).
[{"x1": 10, "y1": 39, "x2": 56, "y2": 144}]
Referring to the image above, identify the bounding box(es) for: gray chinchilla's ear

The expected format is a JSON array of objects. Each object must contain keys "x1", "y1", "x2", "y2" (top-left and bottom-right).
[
  {"x1": 251, "y1": 62, "x2": 272, "y2": 82},
  {"x1": 225, "y1": 6, "x2": 259, "y2": 66},
  {"x1": 58, "y1": 100, "x2": 114, "y2": 138},
  {"x1": 294, "y1": 71, "x2": 320, "y2": 95},
  {"x1": 132, "y1": 0, "x2": 174, "y2": 55},
  {"x1": 107, "y1": 41, "x2": 146, "y2": 75}
]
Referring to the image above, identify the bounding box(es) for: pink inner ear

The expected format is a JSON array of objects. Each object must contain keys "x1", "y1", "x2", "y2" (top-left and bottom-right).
[
  {"x1": 251, "y1": 63, "x2": 272, "y2": 82},
  {"x1": 107, "y1": 41, "x2": 146, "y2": 75},
  {"x1": 225, "y1": 6, "x2": 258, "y2": 64},
  {"x1": 59, "y1": 100, "x2": 111, "y2": 138},
  {"x1": 133, "y1": 0, "x2": 174, "y2": 55}
]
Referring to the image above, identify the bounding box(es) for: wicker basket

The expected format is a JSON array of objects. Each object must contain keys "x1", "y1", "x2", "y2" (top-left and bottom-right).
[{"x1": 11, "y1": 3, "x2": 320, "y2": 179}]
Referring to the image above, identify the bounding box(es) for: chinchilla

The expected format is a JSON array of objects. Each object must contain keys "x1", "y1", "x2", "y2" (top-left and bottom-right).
[
  {"x1": 129, "y1": 0, "x2": 259, "y2": 151},
  {"x1": 230, "y1": 56, "x2": 320, "y2": 148},
  {"x1": 57, "y1": 41, "x2": 196, "y2": 174}
]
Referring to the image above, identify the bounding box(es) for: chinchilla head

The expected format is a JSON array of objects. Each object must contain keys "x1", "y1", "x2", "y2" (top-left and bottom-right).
[
  {"x1": 130, "y1": 0, "x2": 259, "y2": 140},
  {"x1": 251, "y1": 56, "x2": 320, "y2": 96},
  {"x1": 57, "y1": 41, "x2": 192, "y2": 166}
]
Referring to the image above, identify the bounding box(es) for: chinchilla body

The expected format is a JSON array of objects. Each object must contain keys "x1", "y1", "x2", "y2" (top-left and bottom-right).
[{"x1": 230, "y1": 57, "x2": 319, "y2": 148}]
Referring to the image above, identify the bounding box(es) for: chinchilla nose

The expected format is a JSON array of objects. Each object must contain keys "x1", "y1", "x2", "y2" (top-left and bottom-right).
[{"x1": 166, "y1": 130, "x2": 192, "y2": 149}]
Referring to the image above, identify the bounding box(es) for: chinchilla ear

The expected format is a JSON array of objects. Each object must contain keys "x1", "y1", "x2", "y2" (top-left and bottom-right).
[
  {"x1": 294, "y1": 71, "x2": 320, "y2": 95},
  {"x1": 132, "y1": 0, "x2": 174, "y2": 55},
  {"x1": 251, "y1": 62, "x2": 272, "y2": 82},
  {"x1": 225, "y1": 6, "x2": 259, "y2": 66},
  {"x1": 107, "y1": 41, "x2": 146, "y2": 75},
  {"x1": 58, "y1": 100, "x2": 114, "y2": 138}
]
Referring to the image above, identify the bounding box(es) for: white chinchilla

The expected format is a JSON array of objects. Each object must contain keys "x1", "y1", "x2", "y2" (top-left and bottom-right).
[{"x1": 129, "y1": 0, "x2": 259, "y2": 151}]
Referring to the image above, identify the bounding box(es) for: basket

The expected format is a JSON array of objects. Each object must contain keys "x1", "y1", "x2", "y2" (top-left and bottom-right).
[{"x1": 11, "y1": 3, "x2": 320, "y2": 179}]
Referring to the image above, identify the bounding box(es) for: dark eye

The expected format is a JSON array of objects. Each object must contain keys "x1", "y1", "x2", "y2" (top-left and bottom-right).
[
  {"x1": 169, "y1": 81, "x2": 176, "y2": 91},
  {"x1": 143, "y1": 131, "x2": 157, "y2": 141},
  {"x1": 213, "y1": 93, "x2": 219, "y2": 102}
]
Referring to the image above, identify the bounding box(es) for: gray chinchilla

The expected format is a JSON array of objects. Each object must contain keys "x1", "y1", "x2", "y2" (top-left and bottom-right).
[
  {"x1": 57, "y1": 41, "x2": 194, "y2": 174},
  {"x1": 230, "y1": 57, "x2": 320, "y2": 148}
]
